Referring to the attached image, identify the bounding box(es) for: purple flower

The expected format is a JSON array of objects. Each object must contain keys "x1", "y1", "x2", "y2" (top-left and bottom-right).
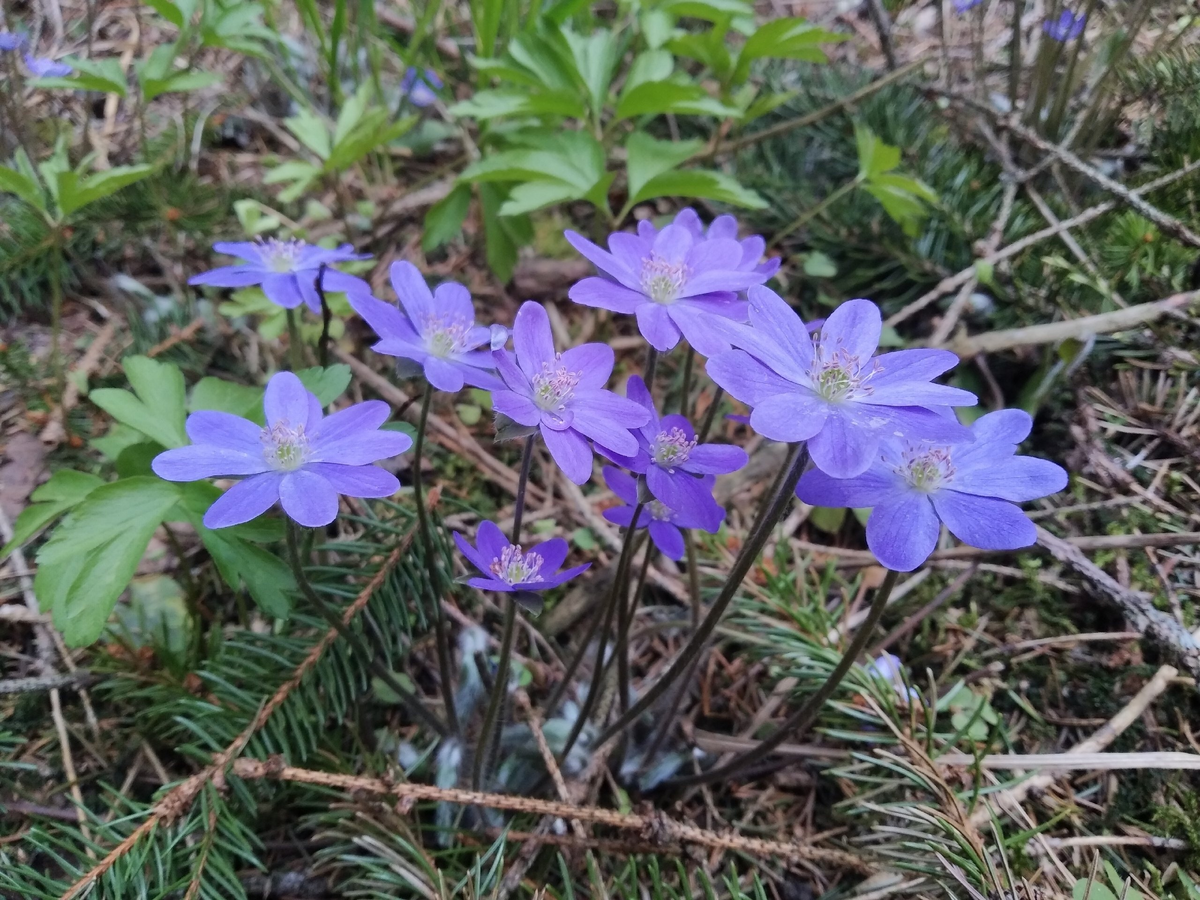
[
  {"x1": 602, "y1": 466, "x2": 721, "y2": 560},
  {"x1": 1043, "y1": 10, "x2": 1085, "y2": 41},
  {"x1": 644, "y1": 208, "x2": 780, "y2": 280},
  {"x1": 152, "y1": 371, "x2": 412, "y2": 529},
  {"x1": 188, "y1": 239, "x2": 371, "y2": 313},
  {"x1": 349, "y1": 261, "x2": 503, "y2": 393},
  {"x1": 454, "y1": 520, "x2": 589, "y2": 593},
  {"x1": 565, "y1": 220, "x2": 768, "y2": 357},
  {"x1": 491, "y1": 301, "x2": 651, "y2": 485},
  {"x1": 599, "y1": 375, "x2": 743, "y2": 527},
  {"x1": 796, "y1": 409, "x2": 1067, "y2": 571},
  {"x1": 401, "y1": 67, "x2": 442, "y2": 107},
  {"x1": 707, "y1": 287, "x2": 977, "y2": 479},
  {"x1": 24, "y1": 54, "x2": 72, "y2": 77},
  {"x1": 0, "y1": 31, "x2": 26, "y2": 51},
  {"x1": 954, "y1": 0, "x2": 983, "y2": 12}
]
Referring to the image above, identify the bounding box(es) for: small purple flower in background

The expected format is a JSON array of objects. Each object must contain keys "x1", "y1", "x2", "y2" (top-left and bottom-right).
[
  {"x1": 602, "y1": 467, "x2": 721, "y2": 560},
  {"x1": 599, "y1": 375, "x2": 743, "y2": 527},
  {"x1": 707, "y1": 287, "x2": 977, "y2": 479},
  {"x1": 491, "y1": 301, "x2": 650, "y2": 485},
  {"x1": 953, "y1": 0, "x2": 983, "y2": 12},
  {"x1": 565, "y1": 220, "x2": 767, "y2": 357},
  {"x1": 864, "y1": 653, "x2": 920, "y2": 705},
  {"x1": 349, "y1": 261, "x2": 503, "y2": 392},
  {"x1": 189, "y1": 239, "x2": 371, "y2": 313},
  {"x1": 152, "y1": 371, "x2": 412, "y2": 529},
  {"x1": 643, "y1": 208, "x2": 780, "y2": 281},
  {"x1": 401, "y1": 67, "x2": 442, "y2": 107},
  {"x1": 1043, "y1": 9, "x2": 1085, "y2": 41},
  {"x1": 0, "y1": 31, "x2": 26, "y2": 51},
  {"x1": 454, "y1": 520, "x2": 589, "y2": 593},
  {"x1": 796, "y1": 409, "x2": 1068, "y2": 571},
  {"x1": 24, "y1": 54, "x2": 72, "y2": 77}
]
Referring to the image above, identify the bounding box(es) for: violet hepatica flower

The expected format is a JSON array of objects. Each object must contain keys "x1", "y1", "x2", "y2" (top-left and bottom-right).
[
  {"x1": 707, "y1": 287, "x2": 977, "y2": 479},
  {"x1": 953, "y1": 0, "x2": 983, "y2": 12},
  {"x1": 565, "y1": 221, "x2": 768, "y2": 357},
  {"x1": 602, "y1": 466, "x2": 721, "y2": 560},
  {"x1": 152, "y1": 371, "x2": 412, "y2": 529},
  {"x1": 491, "y1": 301, "x2": 650, "y2": 485},
  {"x1": 454, "y1": 520, "x2": 589, "y2": 593},
  {"x1": 189, "y1": 239, "x2": 371, "y2": 313},
  {"x1": 796, "y1": 409, "x2": 1068, "y2": 571},
  {"x1": 349, "y1": 261, "x2": 503, "y2": 392},
  {"x1": 600, "y1": 375, "x2": 743, "y2": 526},
  {"x1": 1043, "y1": 9, "x2": 1085, "y2": 41},
  {"x1": 0, "y1": 31, "x2": 26, "y2": 51},
  {"x1": 401, "y1": 67, "x2": 442, "y2": 107},
  {"x1": 644, "y1": 208, "x2": 780, "y2": 280},
  {"x1": 24, "y1": 54, "x2": 72, "y2": 77}
]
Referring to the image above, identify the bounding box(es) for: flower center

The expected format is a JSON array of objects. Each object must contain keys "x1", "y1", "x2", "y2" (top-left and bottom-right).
[
  {"x1": 261, "y1": 420, "x2": 310, "y2": 471},
  {"x1": 422, "y1": 314, "x2": 471, "y2": 358},
  {"x1": 259, "y1": 238, "x2": 307, "y2": 274},
  {"x1": 809, "y1": 345, "x2": 881, "y2": 403},
  {"x1": 531, "y1": 357, "x2": 581, "y2": 411},
  {"x1": 652, "y1": 427, "x2": 696, "y2": 472},
  {"x1": 899, "y1": 446, "x2": 955, "y2": 492},
  {"x1": 490, "y1": 544, "x2": 545, "y2": 585},
  {"x1": 647, "y1": 499, "x2": 674, "y2": 522},
  {"x1": 640, "y1": 255, "x2": 689, "y2": 305}
]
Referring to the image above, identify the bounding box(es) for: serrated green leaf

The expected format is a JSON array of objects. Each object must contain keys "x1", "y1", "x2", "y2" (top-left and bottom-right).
[
  {"x1": 89, "y1": 355, "x2": 188, "y2": 449},
  {"x1": 625, "y1": 133, "x2": 703, "y2": 202},
  {"x1": 423, "y1": 183, "x2": 472, "y2": 253},
  {"x1": 37, "y1": 478, "x2": 181, "y2": 646},
  {"x1": 296, "y1": 364, "x2": 352, "y2": 406},
  {"x1": 632, "y1": 167, "x2": 766, "y2": 208}
]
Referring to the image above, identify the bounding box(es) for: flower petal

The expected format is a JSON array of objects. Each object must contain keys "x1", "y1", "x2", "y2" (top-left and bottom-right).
[
  {"x1": 492, "y1": 391, "x2": 542, "y2": 426},
  {"x1": 319, "y1": 270, "x2": 371, "y2": 296},
  {"x1": 530, "y1": 537, "x2": 569, "y2": 575},
  {"x1": 569, "y1": 277, "x2": 645, "y2": 313},
  {"x1": 476, "y1": 520, "x2": 509, "y2": 562},
  {"x1": 349, "y1": 292, "x2": 419, "y2": 344},
  {"x1": 669, "y1": 305, "x2": 736, "y2": 358},
  {"x1": 513, "y1": 301, "x2": 558, "y2": 380},
  {"x1": 866, "y1": 492, "x2": 940, "y2": 571},
  {"x1": 424, "y1": 356, "x2": 466, "y2": 393},
  {"x1": 952, "y1": 456, "x2": 1067, "y2": 502},
  {"x1": 152, "y1": 445, "x2": 266, "y2": 480},
  {"x1": 203, "y1": 472, "x2": 283, "y2": 529},
  {"x1": 311, "y1": 430, "x2": 413, "y2": 465},
  {"x1": 308, "y1": 401, "x2": 391, "y2": 445},
  {"x1": 746, "y1": 286, "x2": 813, "y2": 374},
  {"x1": 871, "y1": 348, "x2": 959, "y2": 387},
  {"x1": 972, "y1": 408, "x2": 1033, "y2": 445},
  {"x1": 261, "y1": 273, "x2": 304, "y2": 309},
  {"x1": 649, "y1": 520, "x2": 685, "y2": 560},
  {"x1": 432, "y1": 281, "x2": 475, "y2": 321},
  {"x1": 707, "y1": 214, "x2": 737, "y2": 241},
  {"x1": 306, "y1": 462, "x2": 399, "y2": 498},
  {"x1": 747, "y1": 392, "x2": 828, "y2": 443},
  {"x1": 706, "y1": 351, "x2": 798, "y2": 406},
  {"x1": 297, "y1": 271, "x2": 322, "y2": 314},
  {"x1": 212, "y1": 241, "x2": 265, "y2": 264},
  {"x1": 390, "y1": 261, "x2": 435, "y2": 324},
  {"x1": 635, "y1": 303, "x2": 681, "y2": 352},
  {"x1": 653, "y1": 223, "x2": 693, "y2": 263},
  {"x1": 541, "y1": 426, "x2": 593, "y2": 485},
  {"x1": 808, "y1": 408, "x2": 879, "y2": 478},
  {"x1": 186, "y1": 410, "x2": 262, "y2": 453},
  {"x1": 279, "y1": 469, "x2": 340, "y2": 527},
  {"x1": 188, "y1": 265, "x2": 266, "y2": 288},
  {"x1": 565, "y1": 230, "x2": 637, "y2": 285},
  {"x1": 685, "y1": 443, "x2": 747, "y2": 475},
  {"x1": 454, "y1": 530, "x2": 493, "y2": 576},
  {"x1": 493, "y1": 349, "x2": 531, "y2": 393},
  {"x1": 931, "y1": 490, "x2": 1036, "y2": 551},
  {"x1": 264, "y1": 371, "x2": 313, "y2": 428},
  {"x1": 602, "y1": 466, "x2": 640, "y2": 505},
  {"x1": 561, "y1": 343, "x2": 614, "y2": 391},
  {"x1": 867, "y1": 382, "x2": 978, "y2": 408},
  {"x1": 538, "y1": 562, "x2": 590, "y2": 589},
  {"x1": 796, "y1": 465, "x2": 898, "y2": 508},
  {"x1": 819, "y1": 298, "x2": 881, "y2": 361}
]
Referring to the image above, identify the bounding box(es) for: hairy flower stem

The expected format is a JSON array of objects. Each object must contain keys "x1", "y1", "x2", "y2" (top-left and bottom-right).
[
  {"x1": 670, "y1": 568, "x2": 901, "y2": 787},
  {"x1": 283, "y1": 521, "x2": 448, "y2": 737},
  {"x1": 558, "y1": 500, "x2": 645, "y2": 762},
  {"x1": 617, "y1": 537, "x2": 654, "y2": 718},
  {"x1": 594, "y1": 443, "x2": 808, "y2": 750},
  {"x1": 412, "y1": 383, "x2": 461, "y2": 736},
  {"x1": 697, "y1": 387, "x2": 724, "y2": 444},
  {"x1": 315, "y1": 264, "x2": 331, "y2": 368},
  {"x1": 285, "y1": 309, "x2": 304, "y2": 371},
  {"x1": 471, "y1": 436, "x2": 534, "y2": 790},
  {"x1": 678, "y1": 346, "x2": 695, "y2": 417}
]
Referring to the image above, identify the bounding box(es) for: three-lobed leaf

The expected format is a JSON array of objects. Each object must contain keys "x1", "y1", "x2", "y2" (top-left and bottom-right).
[{"x1": 90, "y1": 355, "x2": 189, "y2": 449}]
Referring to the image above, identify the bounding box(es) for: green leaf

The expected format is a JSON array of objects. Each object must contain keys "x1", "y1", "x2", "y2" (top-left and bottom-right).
[
  {"x1": 0, "y1": 164, "x2": 45, "y2": 211},
  {"x1": 622, "y1": 50, "x2": 674, "y2": 96},
  {"x1": 142, "y1": 69, "x2": 221, "y2": 101},
  {"x1": 89, "y1": 355, "x2": 188, "y2": 449},
  {"x1": 37, "y1": 478, "x2": 181, "y2": 647},
  {"x1": 201, "y1": 526, "x2": 295, "y2": 619},
  {"x1": 115, "y1": 575, "x2": 192, "y2": 657},
  {"x1": 615, "y1": 81, "x2": 740, "y2": 120},
  {"x1": 803, "y1": 251, "x2": 837, "y2": 278},
  {"x1": 145, "y1": 0, "x2": 185, "y2": 28},
  {"x1": 733, "y1": 18, "x2": 843, "y2": 83},
  {"x1": 808, "y1": 506, "x2": 846, "y2": 535},
  {"x1": 854, "y1": 123, "x2": 900, "y2": 180},
  {"x1": 35, "y1": 56, "x2": 127, "y2": 96},
  {"x1": 660, "y1": 0, "x2": 753, "y2": 23},
  {"x1": 480, "y1": 183, "x2": 530, "y2": 283},
  {"x1": 640, "y1": 10, "x2": 675, "y2": 49},
  {"x1": 497, "y1": 179, "x2": 583, "y2": 216},
  {"x1": 449, "y1": 88, "x2": 587, "y2": 121},
  {"x1": 632, "y1": 168, "x2": 766, "y2": 209},
  {"x1": 563, "y1": 28, "x2": 620, "y2": 118},
  {"x1": 423, "y1": 183, "x2": 472, "y2": 252},
  {"x1": 189, "y1": 377, "x2": 264, "y2": 420},
  {"x1": 296, "y1": 364, "x2": 352, "y2": 406},
  {"x1": 625, "y1": 133, "x2": 703, "y2": 203},
  {"x1": 91, "y1": 422, "x2": 150, "y2": 461},
  {"x1": 285, "y1": 106, "x2": 333, "y2": 160},
  {"x1": 862, "y1": 174, "x2": 937, "y2": 237},
  {"x1": 55, "y1": 164, "x2": 153, "y2": 217},
  {"x1": 0, "y1": 470, "x2": 104, "y2": 558},
  {"x1": 508, "y1": 31, "x2": 580, "y2": 93}
]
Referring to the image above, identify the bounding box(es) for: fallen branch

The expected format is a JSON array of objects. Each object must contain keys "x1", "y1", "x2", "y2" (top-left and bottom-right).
[{"x1": 937, "y1": 750, "x2": 1200, "y2": 771}]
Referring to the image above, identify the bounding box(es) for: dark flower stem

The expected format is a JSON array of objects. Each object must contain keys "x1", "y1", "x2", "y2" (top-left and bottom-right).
[
  {"x1": 285, "y1": 309, "x2": 304, "y2": 371},
  {"x1": 315, "y1": 264, "x2": 331, "y2": 368},
  {"x1": 669, "y1": 568, "x2": 901, "y2": 787},
  {"x1": 283, "y1": 520, "x2": 448, "y2": 737},
  {"x1": 412, "y1": 383, "x2": 461, "y2": 736},
  {"x1": 644, "y1": 346, "x2": 659, "y2": 392},
  {"x1": 685, "y1": 532, "x2": 701, "y2": 626},
  {"x1": 617, "y1": 536, "x2": 654, "y2": 717},
  {"x1": 593, "y1": 443, "x2": 808, "y2": 749},
  {"x1": 678, "y1": 346, "x2": 695, "y2": 417},
  {"x1": 472, "y1": 435, "x2": 535, "y2": 789},
  {"x1": 697, "y1": 387, "x2": 724, "y2": 444},
  {"x1": 558, "y1": 500, "x2": 645, "y2": 762}
]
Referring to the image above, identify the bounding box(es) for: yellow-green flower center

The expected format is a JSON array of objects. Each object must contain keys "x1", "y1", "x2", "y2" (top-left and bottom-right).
[
  {"x1": 490, "y1": 544, "x2": 545, "y2": 585},
  {"x1": 261, "y1": 420, "x2": 310, "y2": 471}
]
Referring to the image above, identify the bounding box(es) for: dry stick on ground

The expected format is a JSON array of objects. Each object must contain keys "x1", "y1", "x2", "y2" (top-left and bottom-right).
[
  {"x1": 885, "y1": 157, "x2": 1200, "y2": 327},
  {"x1": 1035, "y1": 526, "x2": 1200, "y2": 682},
  {"x1": 39, "y1": 319, "x2": 118, "y2": 445},
  {"x1": 224, "y1": 757, "x2": 875, "y2": 874},
  {"x1": 964, "y1": 662, "x2": 1179, "y2": 827},
  {"x1": 58, "y1": 534, "x2": 413, "y2": 900}
]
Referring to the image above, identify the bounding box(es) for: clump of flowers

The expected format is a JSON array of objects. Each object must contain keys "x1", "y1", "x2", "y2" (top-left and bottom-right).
[
  {"x1": 602, "y1": 467, "x2": 721, "y2": 560},
  {"x1": 351, "y1": 261, "x2": 503, "y2": 392},
  {"x1": 454, "y1": 521, "x2": 589, "y2": 593},
  {"x1": 189, "y1": 239, "x2": 371, "y2": 313},
  {"x1": 796, "y1": 409, "x2": 1067, "y2": 571},
  {"x1": 152, "y1": 371, "x2": 412, "y2": 528}
]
